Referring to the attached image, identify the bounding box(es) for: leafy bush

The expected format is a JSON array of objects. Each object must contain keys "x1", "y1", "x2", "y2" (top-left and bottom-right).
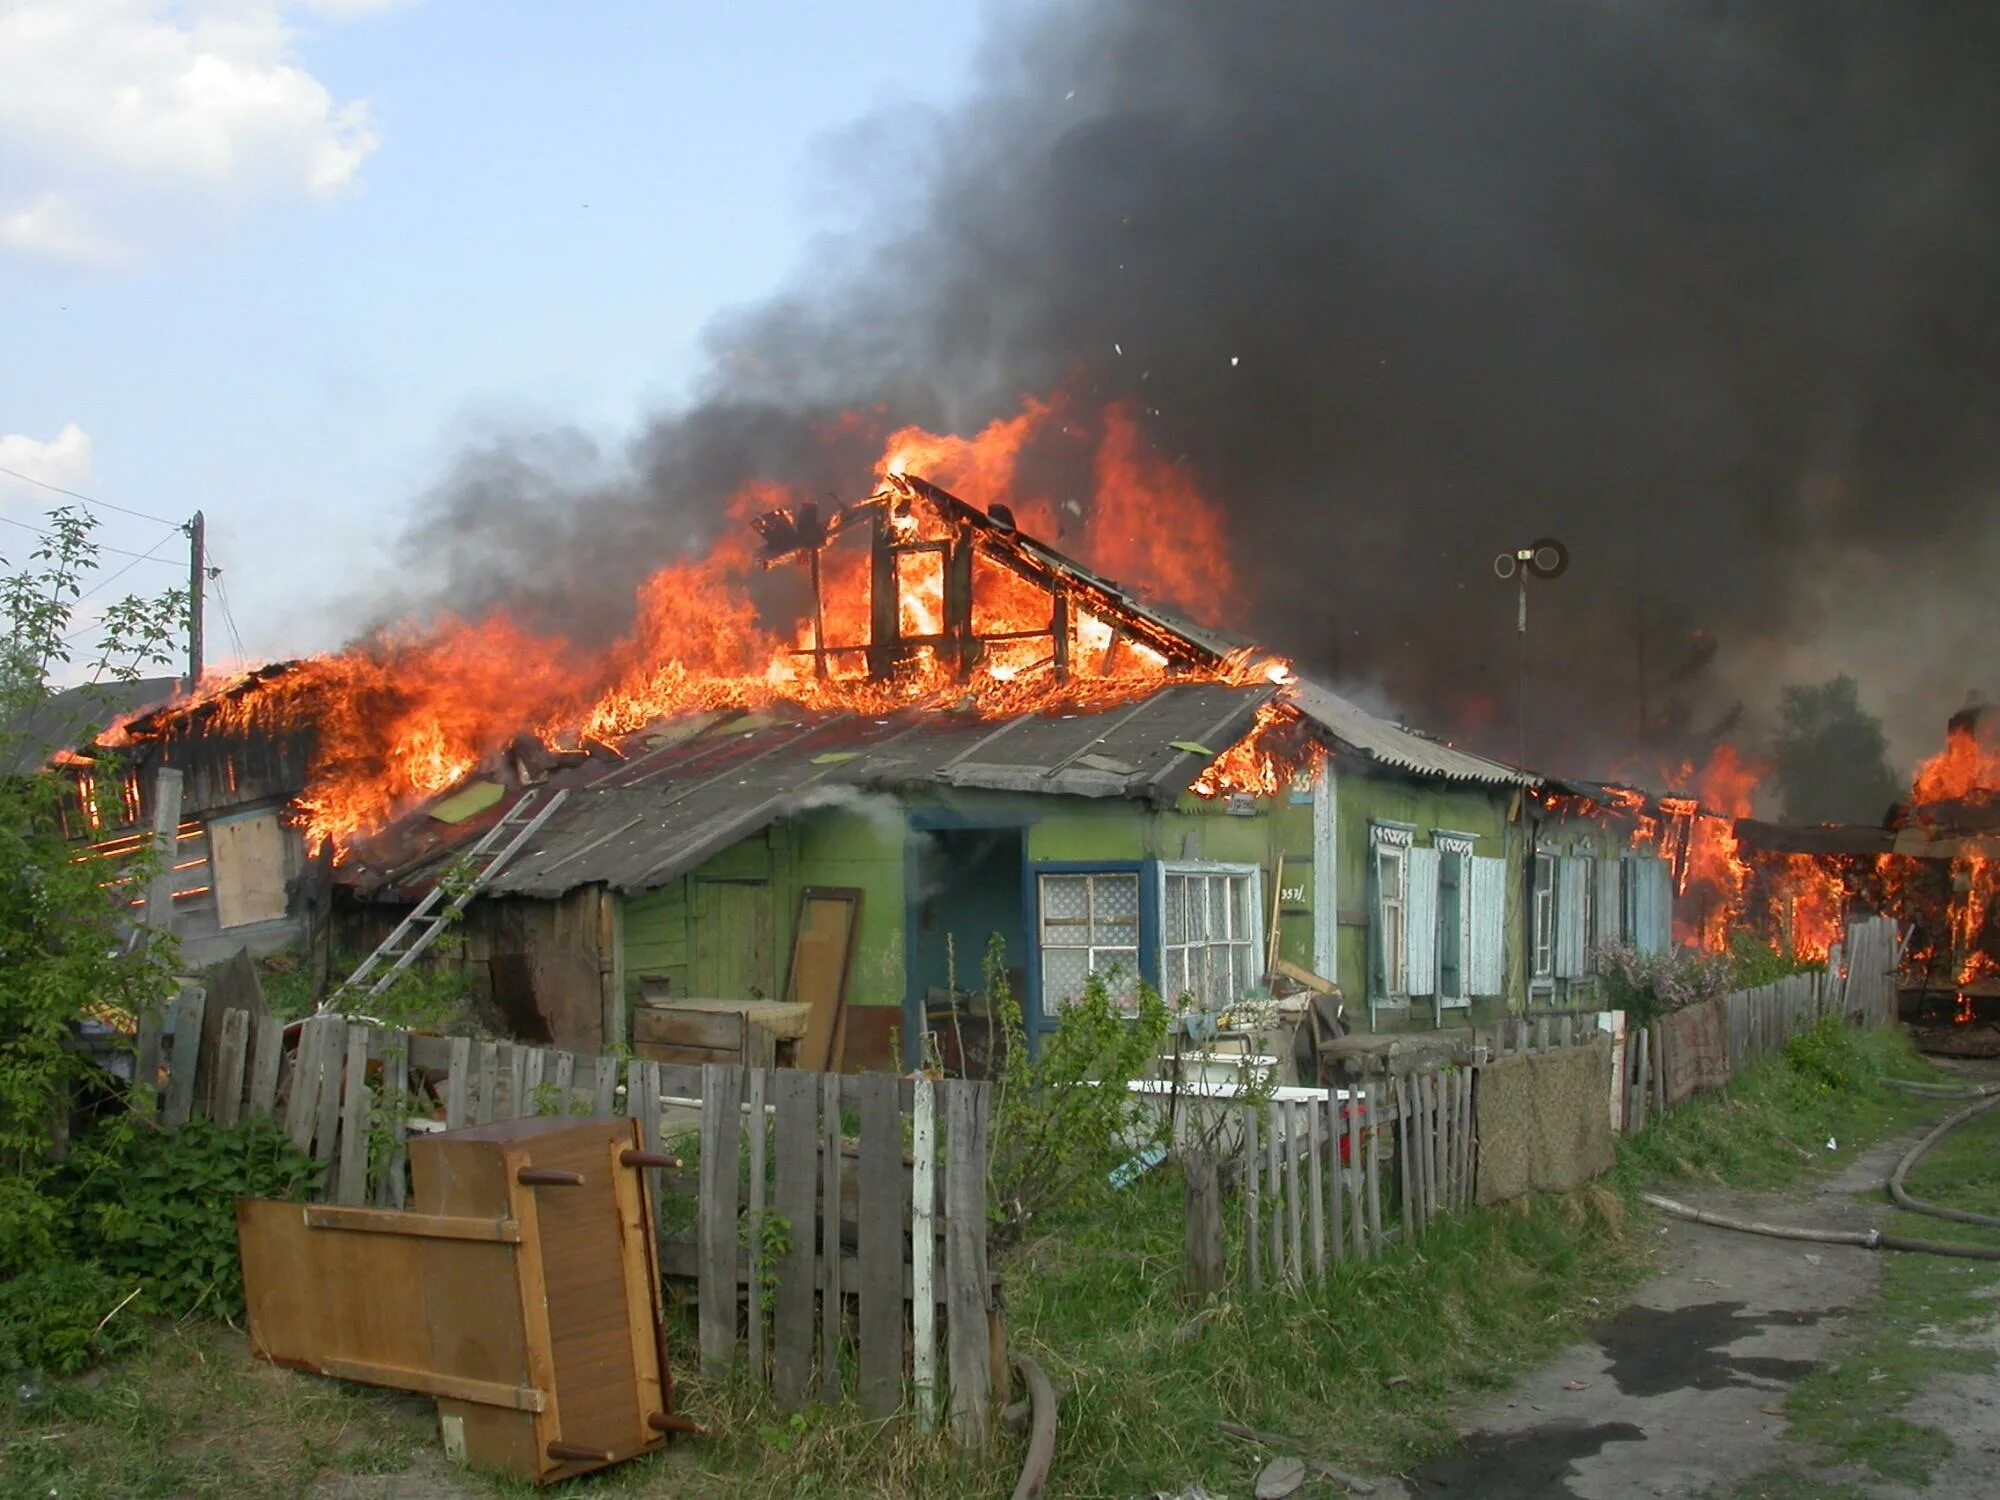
[
  {"x1": 1725, "y1": 929, "x2": 1820, "y2": 991},
  {"x1": 1785, "y1": 1016, "x2": 1879, "y2": 1093},
  {"x1": 984, "y1": 937, "x2": 1170, "y2": 1247},
  {"x1": 1594, "y1": 941, "x2": 1734, "y2": 1022},
  {"x1": 0, "y1": 1261, "x2": 146, "y2": 1375},
  {"x1": 67, "y1": 1116, "x2": 323, "y2": 1320}
]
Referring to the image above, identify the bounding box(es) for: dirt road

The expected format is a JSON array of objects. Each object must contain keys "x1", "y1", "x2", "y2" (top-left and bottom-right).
[{"x1": 1408, "y1": 1133, "x2": 1995, "y2": 1499}]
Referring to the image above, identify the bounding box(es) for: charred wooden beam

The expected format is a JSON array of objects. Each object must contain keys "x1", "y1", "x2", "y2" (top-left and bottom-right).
[
  {"x1": 867, "y1": 506, "x2": 902, "y2": 679},
  {"x1": 943, "y1": 527, "x2": 975, "y2": 678}
]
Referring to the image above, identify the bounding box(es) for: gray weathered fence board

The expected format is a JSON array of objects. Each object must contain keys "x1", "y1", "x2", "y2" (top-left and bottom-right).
[
  {"x1": 246, "y1": 1012, "x2": 283, "y2": 1121},
  {"x1": 771, "y1": 1070, "x2": 819, "y2": 1410},
  {"x1": 160, "y1": 987, "x2": 207, "y2": 1128},
  {"x1": 856, "y1": 1074, "x2": 905, "y2": 1420},
  {"x1": 818, "y1": 1070, "x2": 843, "y2": 1396},
  {"x1": 378, "y1": 1033, "x2": 409, "y2": 1210},
  {"x1": 698, "y1": 1064, "x2": 744, "y2": 1375},
  {"x1": 943, "y1": 1080, "x2": 992, "y2": 1446},
  {"x1": 212, "y1": 1007, "x2": 249, "y2": 1129},
  {"x1": 336, "y1": 1025, "x2": 373, "y2": 1206},
  {"x1": 444, "y1": 1035, "x2": 471, "y2": 1130}
]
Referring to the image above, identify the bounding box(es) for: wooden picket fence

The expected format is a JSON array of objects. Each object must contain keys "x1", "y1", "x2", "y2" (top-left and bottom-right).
[
  {"x1": 1209, "y1": 914, "x2": 1906, "y2": 1295},
  {"x1": 135, "y1": 1002, "x2": 995, "y2": 1437}
]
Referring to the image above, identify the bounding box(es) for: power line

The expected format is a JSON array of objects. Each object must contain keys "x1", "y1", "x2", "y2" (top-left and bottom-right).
[
  {"x1": 0, "y1": 462, "x2": 179, "y2": 526},
  {"x1": 209, "y1": 557, "x2": 247, "y2": 660},
  {"x1": 0, "y1": 510, "x2": 187, "y2": 561},
  {"x1": 72, "y1": 531, "x2": 186, "y2": 606}
]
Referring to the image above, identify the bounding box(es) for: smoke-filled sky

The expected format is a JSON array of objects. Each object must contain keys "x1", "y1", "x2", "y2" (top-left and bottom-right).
[
  {"x1": 9, "y1": 3, "x2": 1998, "y2": 780},
  {"x1": 398, "y1": 0, "x2": 2000, "y2": 778}
]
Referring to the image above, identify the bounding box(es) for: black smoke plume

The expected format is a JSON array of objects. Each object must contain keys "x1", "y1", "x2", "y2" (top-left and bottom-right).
[{"x1": 399, "y1": 1, "x2": 2000, "y2": 777}]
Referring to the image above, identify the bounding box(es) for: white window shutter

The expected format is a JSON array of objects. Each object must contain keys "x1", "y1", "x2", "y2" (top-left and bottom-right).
[
  {"x1": 1405, "y1": 846, "x2": 1440, "y2": 995},
  {"x1": 1596, "y1": 855, "x2": 1624, "y2": 948},
  {"x1": 1555, "y1": 856, "x2": 1589, "y2": 978},
  {"x1": 1468, "y1": 856, "x2": 1506, "y2": 996}
]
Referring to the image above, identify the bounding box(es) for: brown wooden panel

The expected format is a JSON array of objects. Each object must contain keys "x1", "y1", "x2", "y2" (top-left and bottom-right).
[
  {"x1": 633, "y1": 1007, "x2": 745, "y2": 1051},
  {"x1": 789, "y1": 889, "x2": 861, "y2": 1072}
]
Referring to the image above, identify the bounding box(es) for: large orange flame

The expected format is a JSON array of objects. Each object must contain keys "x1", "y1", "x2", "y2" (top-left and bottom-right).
[{"x1": 129, "y1": 395, "x2": 1273, "y2": 851}]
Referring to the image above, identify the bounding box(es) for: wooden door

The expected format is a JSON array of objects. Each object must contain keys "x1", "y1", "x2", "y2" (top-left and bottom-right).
[{"x1": 692, "y1": 880, "x2": 775, "y2": 999}]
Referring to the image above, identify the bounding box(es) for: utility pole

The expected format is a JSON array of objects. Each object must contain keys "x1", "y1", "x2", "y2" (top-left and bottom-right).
[
  {"x1": 1493, "y1": 538, "x2": 1570, "y2": 770},
  {"x1": 186, "y1": 509, "x2": 205, "y2": 687}
]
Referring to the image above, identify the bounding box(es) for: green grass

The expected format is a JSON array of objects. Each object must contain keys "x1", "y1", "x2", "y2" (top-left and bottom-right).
[
  {"x1": 0, "y1": 1318, "x2": 436, "y2": 1498},
  {"x1": 6, "y1": 1020, "x2": 1971, "y2": 1499},
  {"x1": 1615, "y1": 1020, "x2": 1939, "y2": 1190},
  {"x1": 1750, "y1": 1092, "x2": 2000, "y2": 1491}
]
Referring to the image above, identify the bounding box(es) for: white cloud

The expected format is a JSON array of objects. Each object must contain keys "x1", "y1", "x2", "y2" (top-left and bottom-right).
[
  {"x1": 0, "y1": 423, "x2": 94, "y2": 514},
  {"x1": 0, "y1": 2, "x2": 384, "y2": 267}
]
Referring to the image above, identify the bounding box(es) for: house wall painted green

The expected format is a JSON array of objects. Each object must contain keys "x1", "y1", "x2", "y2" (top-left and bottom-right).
[
  {"x1": 1329, "y1": 757, "x2": 1526, "y2": 1030},
  {"x1": 617, "y1": 751, "x2": 1534, "y2": 1054}
]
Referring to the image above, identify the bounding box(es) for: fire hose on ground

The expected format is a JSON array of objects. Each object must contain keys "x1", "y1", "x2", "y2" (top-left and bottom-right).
[{"x1": 1642, "y1": 1086, "x2": 2000, "y2": 1259}]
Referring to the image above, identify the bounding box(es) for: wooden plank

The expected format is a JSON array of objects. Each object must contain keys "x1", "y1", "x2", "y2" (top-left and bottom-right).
[
  {"x1": 1328, "y1": 1090, "x2": 1345, "y2": 1263},
  {"x1": 1459, "y1": 1069, "x2": 1475, "y2": 1210},
  {"x1": 551, "y1": 1050, "x2": 576, "y2": 1113},
  {"x1": 1185, "y1": 1148, "x2": 1225, "y2": 1297},
  {"x1": 212, "y1": 1007, "x2": 250, "y2": 1129},
  {"x1": 592, "y1": 1055, "x2": 620, "y2": 1119},
  {"x1": 315, "y1": 1357, "x2": 544, "y2": 1413},
  {"x1": 745, "y1": 1067, "x2": 768, "y2": 1377},
  {"x1": 336, "y1": 1024, "x2": 373, "y2": 1207},
  {"x1": 771, "y1": 1070, "x2": 819, "y2": 1410},
  {"x1": 161, "y1": 986, "x2": 208, "y2": 1127},
  {"x1": 1284, "y1": 1100, "x2": 1304, "y2": 1285},
  {"x1": 302, "y1": 1205, "x2": 523, "y2": 1242},
  {"x1": 698, "y1": 1064, "x2": 744, "y2": 1375},
  {"x1": 1423, "y1": 1072, "x2": 1440, "y2": 1225},
  {"x1": 520, "y1": 1046, "x2": 547, "y2": 1115},
  {"x1": 1264, "y1": 1099, "x2": 1284, "y2": 1286},
  {"x1": 444, "y1": 1035, "x2": 471, "y2": 1130},
  {"x1": 1242, "y1": 1102, "x2": 1262, "y2": 1293},
  {"x1": 856, "y1": 1074, "x2": 903, "y2": 1419},
  {"x1": 246, "y1": 1012, "x2": 283, "y2": 1121},
  {"x1": 474, "y1": 1040, "x2": 499, "y2": 1126},
  {"x1": 1306, "y1": 1093, "x2": 1326, "y2": 1278},
  {"x1": 377, "y1": 1031, "x2": 409, "y2": 1211},
  {"x1": 943, "y1": 1081, "x2": 991, "y2": 1446},
  {"x1": 1364, "y1": 1083, "x2": 1383, "y2": 1255},
  {"x1": 1345, "y1": 1087, "x2": 1366, "y2": 1259},
  {"x1": 1650, "y1": 1022, "x2": 1666, "y2": 1120},
  {"x1": 283, "y1": 1013, "x2": 323, "y2": 1150},
  {"x1": 911, "y1": 1077, "x2": 939, "y2": 1430},
  {"x1": 819, "y1": 1071, "x2": 843, "y2": 1396},
  {"x1": 311, "y1": 1018, "x2": 347, "y2": 1189},
  {"x1": 507, "y1": 1043, "x2": 531, "y2": 1119}
]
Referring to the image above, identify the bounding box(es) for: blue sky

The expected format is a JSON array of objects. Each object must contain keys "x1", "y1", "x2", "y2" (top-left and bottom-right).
[{"x1": 0, "y1": 0, "x2": 994, "y2": 669}]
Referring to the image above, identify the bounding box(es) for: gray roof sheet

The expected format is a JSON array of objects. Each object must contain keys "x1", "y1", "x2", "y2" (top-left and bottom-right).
[
  {"x1": 348, "y1": 681, "x2": 1276, "y2": 900},
  {"x1": 1282, "y1": 678, "x2": 1536, "y2": 787}
]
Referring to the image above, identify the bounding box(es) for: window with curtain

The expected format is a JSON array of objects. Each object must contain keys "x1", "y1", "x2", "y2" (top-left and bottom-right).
[
  {"x1": 1160, "y1": 864, "x2": 1261, "y2": 1011},
  {"x1": 1037, "y1": 871, "x2": 1141, "y2": 1011}
]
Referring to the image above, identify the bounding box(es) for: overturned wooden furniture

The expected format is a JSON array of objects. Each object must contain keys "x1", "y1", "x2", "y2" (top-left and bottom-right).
[{"x1": 238, "y1": 1115, "x2": 688, "y2": 1485}]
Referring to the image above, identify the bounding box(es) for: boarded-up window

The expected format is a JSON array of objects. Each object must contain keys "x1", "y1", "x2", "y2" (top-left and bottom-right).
[
  {"x1": 210, "y1": 811, "x2": 287, "y2": 929},
  {"x1": 1555, "y1": 855, "x2": 1591, "y2": 978},
  {"x1": 1467, "y1": 855, "x2": 1506, "y2": 997},
  {"x1": 1625, "y1": 855, "x2": 1673, "y2": 954}
]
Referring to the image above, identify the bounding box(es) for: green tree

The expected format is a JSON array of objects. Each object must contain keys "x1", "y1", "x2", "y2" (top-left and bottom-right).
[
  {"x1": 1, "y1": 505, "x2": 186, "y2": 1271},
  {"x1": 1770, "y1": 675, "x2": 1899, "y2": 827}
]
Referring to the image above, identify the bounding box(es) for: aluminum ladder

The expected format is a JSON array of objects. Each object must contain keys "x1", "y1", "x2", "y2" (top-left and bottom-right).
[{"x1": 321, "y1": 787, "x2": 570, "y2": 1011}]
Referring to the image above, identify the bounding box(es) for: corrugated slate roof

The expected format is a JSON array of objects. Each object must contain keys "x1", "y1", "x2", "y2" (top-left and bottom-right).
[
  {"x1": 1282, "y1": 678, "x2": 1535, "y2": 787},
  {"x1": 344, "y1": 681, "x2": 1275, "y2": 900}
]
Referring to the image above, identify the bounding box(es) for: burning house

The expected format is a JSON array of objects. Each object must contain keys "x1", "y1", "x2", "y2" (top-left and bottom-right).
[{"x1": 57, "y1": 456, "x2": 1547, "y2": 1060}]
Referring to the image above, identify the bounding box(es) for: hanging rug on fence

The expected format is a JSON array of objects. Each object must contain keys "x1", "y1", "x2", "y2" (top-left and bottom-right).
[
  {"x1": 1660, "y1": 999, "x2": 1731, "y2": 1105},
  {"x1": 1475, "y1": 1037, "x2": 1615, "y2": 1205}
]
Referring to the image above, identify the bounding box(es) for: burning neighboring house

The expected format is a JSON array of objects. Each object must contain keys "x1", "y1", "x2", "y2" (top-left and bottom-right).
[{"x1": 15, "y1": 670, "x2": 322, "y2": 967}]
